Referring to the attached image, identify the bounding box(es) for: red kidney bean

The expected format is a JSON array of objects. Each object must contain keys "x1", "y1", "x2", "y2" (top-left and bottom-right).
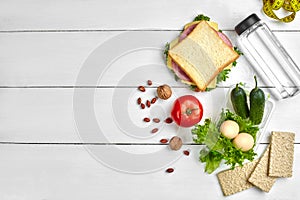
[
  {"x1": 166, "y1": 168, "x2": 174, "y2": 173},
  {"x1": 164, "y1": 117, "x2": 173, "y2": 124},
  {"x1": 138, "y1": 86, "x2": 146, "y2": 92},
  {"x1": 151, "y1": 97, "x2": 157, "y2": 104},
  {"x1": 153, "y1": 118, "x2": 160, "y2": 123},
  {"x1": 183, "y1": 150, "x2": 190, "y2": 156},
  {"x1": 160, "y1": 139, "x2": 168, "y2": 144},
  {"x1": 151, "y1": 128, "x2": 158, "y2": 134},
  {"x1": 146, "y1": 100, "x2": 151, "y2": 107},
  {"x1": 143, "y1": 117, "x2": 150, "y2": 122}
]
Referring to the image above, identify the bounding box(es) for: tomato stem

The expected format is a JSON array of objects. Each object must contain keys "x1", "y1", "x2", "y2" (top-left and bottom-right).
[{"x1": 185, "y1": 108, "x2": 198, "y2": 116}]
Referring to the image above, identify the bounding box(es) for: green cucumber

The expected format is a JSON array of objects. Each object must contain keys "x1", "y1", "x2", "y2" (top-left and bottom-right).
[
  {"x1": 249, "y1": 76, "x2": 265, "y2": 125},
  {"x1": 230, "y1": 84, "x2": 249, "y2": 119}
]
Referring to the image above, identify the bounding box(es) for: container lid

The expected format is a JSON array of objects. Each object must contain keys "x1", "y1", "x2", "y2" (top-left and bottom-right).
[{"x1": 235, "y1": 14, "x2": 261, "y2": 35}]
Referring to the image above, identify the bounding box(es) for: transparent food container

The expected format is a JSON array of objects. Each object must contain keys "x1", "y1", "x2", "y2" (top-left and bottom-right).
[{"x1": 213, "y1": 85, "x2": 275, "y2": 149}]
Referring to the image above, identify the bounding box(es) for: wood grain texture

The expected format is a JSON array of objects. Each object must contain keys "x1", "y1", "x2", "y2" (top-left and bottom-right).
[
  {"x1": 1, "y1": 0, "x2": 300, "y2": 31},
  {"x1": 0, "y1": 88, "x2": 298, "y2": 143},
  {"x1": 0, "y1": 144, "x2": 298, "y2": 200},
  {"x1": 1, "y1": 1, "x2": 300, "y2": 199},
  {"x1": 0, "y1": 31, "x2": 299, "y2": 86}
]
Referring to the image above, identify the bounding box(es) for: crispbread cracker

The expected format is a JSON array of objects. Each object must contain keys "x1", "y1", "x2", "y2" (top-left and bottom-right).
[
  {"x1": 217, "y1": 160, "x2": 258, "y2": 196},
  {"x1": 248, "y1": 145, "x2": 277, "y2": 192},
  {"x1": 269, "y1": 131, "x2": 295, "y2": 177}
]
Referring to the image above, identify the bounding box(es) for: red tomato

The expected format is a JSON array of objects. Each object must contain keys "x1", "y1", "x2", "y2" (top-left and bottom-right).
[{"x1": 171, "y1": 95, "x2": 203, "y2": 127}]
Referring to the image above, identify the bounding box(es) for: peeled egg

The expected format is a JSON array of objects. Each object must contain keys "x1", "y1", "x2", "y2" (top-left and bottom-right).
[
  {"x1": 219, "y1": 120, "x2": 239, "y2": 139},
  {"x1": 233, "y1": 133, "x2": 254, "y2": 152}
]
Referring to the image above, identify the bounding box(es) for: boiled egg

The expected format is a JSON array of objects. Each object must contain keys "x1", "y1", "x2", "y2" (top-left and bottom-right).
[
  {"x1": 233, "y1": 133, "x2": 254, "y2": 152},
  {"x1": 219, "y1": 120, "x2": 239, "y2": 139}
]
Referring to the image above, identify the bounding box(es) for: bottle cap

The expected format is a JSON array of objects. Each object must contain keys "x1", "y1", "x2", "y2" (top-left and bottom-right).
[{"x1": 235, "y1": 14, "x2": 261, "y2": 35}]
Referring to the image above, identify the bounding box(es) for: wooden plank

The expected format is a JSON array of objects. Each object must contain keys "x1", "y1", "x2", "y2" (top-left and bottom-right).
[
  {"x1": 1, "y1": 0, "x2": 300, "y2": 31},
  {"x1": 0, "y1": 88, "x2": 298, "y2": 143},
  {"x1": 0, "y1": 31, "x2": 299, "y2": 86},
  {"x1": 0, "y1": 143, "x2": 298, "y2": 199}
]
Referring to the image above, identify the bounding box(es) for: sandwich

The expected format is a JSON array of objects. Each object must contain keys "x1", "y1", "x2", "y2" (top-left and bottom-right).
[{"x1": 164, "y1": 15, "x2": 241, "y2": 91}]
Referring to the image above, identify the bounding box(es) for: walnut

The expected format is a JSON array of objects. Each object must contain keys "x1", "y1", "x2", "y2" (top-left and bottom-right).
[
  {"x1": 157, "y1": 84, "x2": 172, "y2": 100},
  {"x1": 169, "y1": 136, "x2": 183, "y2": 151}
]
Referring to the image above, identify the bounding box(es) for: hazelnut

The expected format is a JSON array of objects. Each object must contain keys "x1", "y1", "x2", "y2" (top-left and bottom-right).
[
  {"x1": 169, "y1": 136, "x2": 183, "y2": 151},
  {"x1": 157, "y1": 84, "x2": 172, "y2": 100}
]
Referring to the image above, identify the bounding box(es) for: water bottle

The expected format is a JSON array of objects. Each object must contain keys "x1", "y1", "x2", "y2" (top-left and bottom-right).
[{"x1": 235, "y1": 13, "x2": 300, "y2": 99}]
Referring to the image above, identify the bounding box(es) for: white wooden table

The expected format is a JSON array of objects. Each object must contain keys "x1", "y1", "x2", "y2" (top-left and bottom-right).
[{"x1": 0, "y1": 0, "x2": 299, "y2": 199}]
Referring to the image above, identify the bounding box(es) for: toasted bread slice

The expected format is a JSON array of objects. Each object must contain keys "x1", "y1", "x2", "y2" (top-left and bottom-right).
[{"x1": 169, "y1": 21, "x2": 239, "y2": 91}]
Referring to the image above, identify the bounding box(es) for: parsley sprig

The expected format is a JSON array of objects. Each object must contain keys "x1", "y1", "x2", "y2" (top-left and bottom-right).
[{"x1": 216, "y1": 47, "x2": 243, "y2": 84}]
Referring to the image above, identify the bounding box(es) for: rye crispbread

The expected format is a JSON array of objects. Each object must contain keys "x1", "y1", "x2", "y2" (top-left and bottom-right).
[
  {"x1": 268, "y1": 131, "x2": 295, "y2": 177},
  {"x1": 248, "y1": 145, "x2": 277, "y2": 192},
  {"x1": 217, "y1": 160, "x2": 258, "y2": 196}
]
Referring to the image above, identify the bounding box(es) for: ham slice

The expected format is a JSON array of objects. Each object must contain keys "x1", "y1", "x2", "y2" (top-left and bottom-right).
[
  {"x1": 179, "y1": 24, "x2": 197, "y2": 42},
  {"x1": 217, "y1": 31, "x2": 233, "y2": 47},
  {"x1": 172, "y1": 60, "x2": 193, "y2": 82}
]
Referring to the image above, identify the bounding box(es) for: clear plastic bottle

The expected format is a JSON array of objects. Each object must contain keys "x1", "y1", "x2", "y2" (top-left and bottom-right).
[{"x1": 235, "y1": 14, "x2": 300, "y2": 99}]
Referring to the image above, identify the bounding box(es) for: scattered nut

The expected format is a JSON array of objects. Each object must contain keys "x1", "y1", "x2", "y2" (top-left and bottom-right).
[
  {"x1": 166, "y1": 168, "x2": 174, "y2": 173},
  {"x1": 137, "y1": 97, "x2": 142, "y2": 105},
  {"x1": 151, "y1": 128, "x2": 159, "y2": 134},
  {"x1": 183, "y1": 150, "x2": 190, "y2": 156},
  {"x1": 157, "y1": 84, "x2": 172, "y2": 100},
  {"x1": 164, "y1": 117, "x2": 173, "y2": 124},
  {"x1": 169, "y1": 136, "x2": 183, "y2": 151},
  {"x1": 151, "y1": 97, "x2": 157, "y2": 104},
  {"x1": 138, "y1": 86, "x2": 146, "y2": 92},
  {"x1": 147, "y1": 80, "x2": 152, "y2": 86},
  {"x1": 160, "y1": 139, "x2": 168, "y2": 144},
  {"x1": 153, "y1": 118, "x2": 160, "y2": 123},
  {"x1": 143, "y1": 117, "x2": 150, "y2": 122},
  {"x1": 146, "y1": 100, "x2": 151, "y2": 107}
]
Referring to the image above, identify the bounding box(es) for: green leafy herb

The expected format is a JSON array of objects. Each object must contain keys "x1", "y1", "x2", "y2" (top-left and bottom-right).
[
  {"x1": 216, "y1": 47, "x2": 243, "y2": 83},
  {"x1": 232, "y1": 61, "x2": 237, "y2": 67},
  {"x1": 217, "y1": 69, "x2": 231, "y2": 83},
  {"x1": 174, "y1": 74, "x2": 180, "y2": 81},
  {"x1": 192, "y1": 119, "x2": 211, "y2": 144},
  {"x1": 192, "y1": 109, "x2": 258, "y2": 174},
  {"x1": 164, "y1": 42, "x2": 170, "y2": 62},
  {"x1": 193, "y1": 14, "x2": 210, "y2": 22},
  {"x1": 200, "y1": 149, "x2": 223, "y2": 174},
  {"x1": 205, "y1": 87, "x2": 214, "y2": 92},
  {"x1": 232, "y1": 46, "x2": 243, "y2": 67},
  {"x1": 234, "y1": 46, "x2": 243, "y2": 55},
  {"x1": 188, "y1": 85, "x2": 199, "y2": 91}
]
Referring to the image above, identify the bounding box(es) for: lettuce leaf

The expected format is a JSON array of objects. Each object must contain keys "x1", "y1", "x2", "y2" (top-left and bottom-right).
[{"x1": 192, "y1": 109, "x2": 258, "y2": 173}]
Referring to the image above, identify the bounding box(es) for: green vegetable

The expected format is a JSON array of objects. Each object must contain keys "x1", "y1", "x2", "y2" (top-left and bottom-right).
[
  {"x1": 217, "y1": 47, "x2": 242, "y2": 83},
  {"x1": 231, "y1": 84, "x2": 250, "y2": 119},
  {"x1": 193, "y1": 14, "x2": 210, "y2": 21},
  {"x1": 249, "y1": 76, "x2": 265, "y2": 125},
  {"x1": 217, "y1": 69, "x2": 231, "y2": 83},
  {"x1": 192, "y1": 109, "x2": 258, "y2": 174},
  {"x1": 164, "y1": 42, "x2": 170, "y2": 62},
  {"x1": 232, "y1": 47, "x2": 243, "y2": 67}
]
